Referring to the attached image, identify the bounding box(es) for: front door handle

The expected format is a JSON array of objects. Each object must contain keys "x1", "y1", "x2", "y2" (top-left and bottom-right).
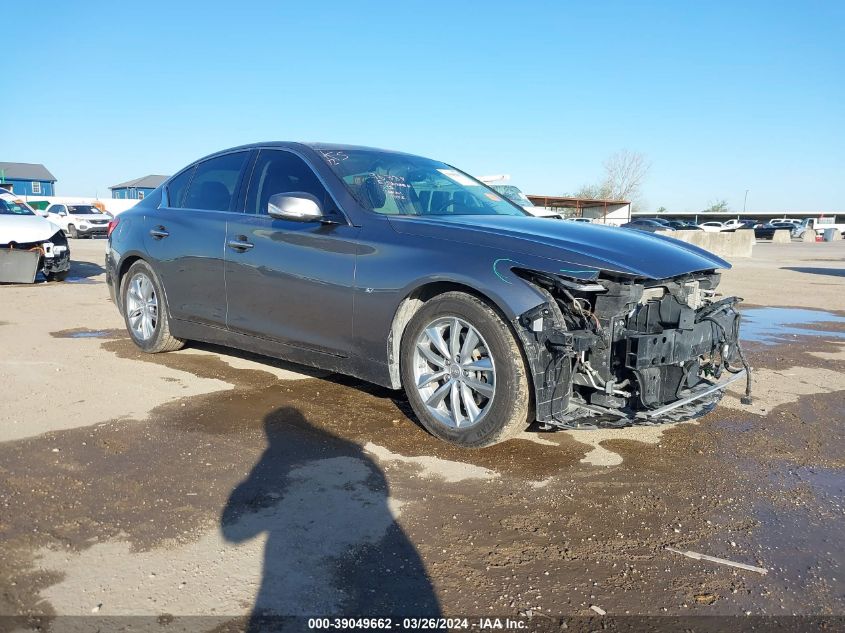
[
  {"x1": 149, "y1": 226, "x2": 169, "y2": 239},
  {"x1": 227, "y1": 237, "x2": 254, "y2": 251}
]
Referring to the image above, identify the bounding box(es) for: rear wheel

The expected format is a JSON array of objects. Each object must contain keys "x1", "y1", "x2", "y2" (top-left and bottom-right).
[
  {"x1": 121, "y1": 260, "x2": 184, "y2": 353},
  {"x1": 400, "y1": 292, "x2": 531, "y2": 447}
]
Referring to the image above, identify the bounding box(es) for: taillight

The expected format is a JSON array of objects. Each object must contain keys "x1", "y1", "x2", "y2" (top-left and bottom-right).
[{"x1": 107, "y1": 217, "x2": 120, "y2": 237}]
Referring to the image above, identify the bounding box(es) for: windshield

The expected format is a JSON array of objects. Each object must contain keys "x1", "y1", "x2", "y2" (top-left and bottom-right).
[
  {"x1": 0, "y1": 198, "x2": 35, "y2": 216},
  {"x1": 318, "y1": 149, "x2": 526, "y2": 217},
  {"x1": 489, "y1": 185, "x2": 534, "y2": 207},
  {"x1": 68, "y1": 205, "x2": 102, "y2": 215}
]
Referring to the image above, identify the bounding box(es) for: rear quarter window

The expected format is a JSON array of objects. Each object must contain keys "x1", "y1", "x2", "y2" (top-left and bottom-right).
[
  {"x1": 166, "y1": 166, "x2": 196, "y2": 209},
  {"x1": 135, "y1": 187, "x2": 163, "y2": 209}
]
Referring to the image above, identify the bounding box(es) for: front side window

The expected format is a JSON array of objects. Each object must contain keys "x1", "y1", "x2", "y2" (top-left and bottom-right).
[
  {"x1": 181, "y1": 152, "x2": 248, "y2": 211},
  {"x1": 245, "y1": 150, "x2": 335, "y2": 216},
  {"x1": 318, "y1": 149, "x2": 525, "y2": 217}
]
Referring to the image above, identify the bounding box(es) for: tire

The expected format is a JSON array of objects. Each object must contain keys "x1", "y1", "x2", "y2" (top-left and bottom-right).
[
  {"x1": 400, "y1": 291, "x2": 531, "y2": 448},
  {"x1": 67, "y1": 224, "x2": 78, "y2": 239},
  {"x1": 120, "y1": 260, "x2": 185, "y2": 353}
]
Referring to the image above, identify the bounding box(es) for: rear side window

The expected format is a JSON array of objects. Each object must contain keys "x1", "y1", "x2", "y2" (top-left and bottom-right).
[
  {"x1": 166, "y1": 167, "x2": 195, "y2": 209},
  {"x1": 182, "y1": 152, "x2": 249, "y2": 212},
  {"x1": 245, "y1": 150, "x2": 335, "y2": 216},
  {"x1": 135, "y1": 187, "x2": 163, "y2": 209}
]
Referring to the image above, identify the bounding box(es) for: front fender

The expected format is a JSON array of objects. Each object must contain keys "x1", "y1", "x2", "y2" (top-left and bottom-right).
[{"x1": 369, "y1": 242, "x2": 601, "y2": 389}]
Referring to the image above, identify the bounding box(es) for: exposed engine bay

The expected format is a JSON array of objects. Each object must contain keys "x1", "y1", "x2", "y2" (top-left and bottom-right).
[{"x1": 514, "y1": 270, "x2": 752, "y2": 429}]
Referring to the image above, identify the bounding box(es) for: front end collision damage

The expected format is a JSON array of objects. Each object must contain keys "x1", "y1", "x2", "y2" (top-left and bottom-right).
[
  {"x1": 509, "y1": 266, "x2": 752, "y2": 429},
  {"x1": 0, "y1": 230, "x2": 70, "y2": 282},
  {"x1": 41, "y1": 230, "x2": 71, "y2": 276}
]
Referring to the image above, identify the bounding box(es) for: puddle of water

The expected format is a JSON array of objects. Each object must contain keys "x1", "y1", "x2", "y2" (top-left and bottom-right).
[
  {"x1": 771, "y1": 464, "x2": 845, "y2": 499},
  {"x1": 64, "y1": 276, "x2": 99, "y2": 284},
  {"x1": 740, "y1": 307, "x2": 845, "y2": 345},
  {"x1": 746, "y1": 461, "x2": 845, "y2": 612},
  {"x1": 68, "y1": 330, "x2": 110, "y2": 338}
]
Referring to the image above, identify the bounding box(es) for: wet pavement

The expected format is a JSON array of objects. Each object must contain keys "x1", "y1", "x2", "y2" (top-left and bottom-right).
[
  {"x1": 0, "y1": 239, "x2": 843, "y2": 628},
  {"x1": 741, "y1": 307, "x2": 845, "y2": 345}
]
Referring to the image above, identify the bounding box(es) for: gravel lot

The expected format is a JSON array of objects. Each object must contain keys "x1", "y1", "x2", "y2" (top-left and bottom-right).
[{"x1": 1, "y1": 238, "x2": 843, "y2": 626}]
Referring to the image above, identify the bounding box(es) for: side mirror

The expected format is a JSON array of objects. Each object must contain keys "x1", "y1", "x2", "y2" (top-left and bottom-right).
[
  {"x1": 267, "y1": 192, "x2": 323, "y2": 222},
  {"x1": 59, "y1": 211, "x2": 67, "y2": 217}
]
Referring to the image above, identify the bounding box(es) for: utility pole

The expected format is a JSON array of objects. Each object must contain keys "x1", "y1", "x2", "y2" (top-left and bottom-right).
[{"x1": 743, "y1": 189, "x2": 749, "y2": 214}]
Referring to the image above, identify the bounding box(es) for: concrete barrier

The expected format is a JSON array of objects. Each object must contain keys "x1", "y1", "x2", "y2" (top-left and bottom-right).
[
  {"x1": 801, "y1": 229, "x2": 818, "y2": 242},
  {"x1": 772, "y1": 229, "x2": 791, "y2": 244},
  {"x1": 655, "y1": 228, "x2": 755, "y2": 259}
]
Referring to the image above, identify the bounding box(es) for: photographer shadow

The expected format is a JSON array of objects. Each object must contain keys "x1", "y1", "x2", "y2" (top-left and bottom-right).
[{"x1": 221, "y1": 407, "x2": 440, "y2": 626}]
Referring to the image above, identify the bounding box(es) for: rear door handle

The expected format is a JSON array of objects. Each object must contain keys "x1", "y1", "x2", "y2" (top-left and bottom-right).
[
  {"x1": 227, "y1": 237, "x2": 254, "y2": 251},
  {"x1": 149, "y1": 226, "x2": 169, "y2": 239}
]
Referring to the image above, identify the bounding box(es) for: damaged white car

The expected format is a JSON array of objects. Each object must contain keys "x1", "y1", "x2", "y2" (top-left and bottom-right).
[{"x1": 0, "y1": 192, "x2": 71, "y2": 282}]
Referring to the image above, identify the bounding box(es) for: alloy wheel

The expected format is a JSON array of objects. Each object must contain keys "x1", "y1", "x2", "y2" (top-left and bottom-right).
[
  {"x1": 125, "y1": 272, "x2": 159, "y2": 341},
  {"x1": 412, "y1": 316, "x2": 496, "y2": 429}
]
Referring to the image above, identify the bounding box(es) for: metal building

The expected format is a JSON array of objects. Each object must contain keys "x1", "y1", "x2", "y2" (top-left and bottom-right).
[
  {"x1": 527, "y1": 195, "x2": 632, "y2": 225},
  {"x1": 109, "y1": 175, "x2": 168, "y2": 200}
]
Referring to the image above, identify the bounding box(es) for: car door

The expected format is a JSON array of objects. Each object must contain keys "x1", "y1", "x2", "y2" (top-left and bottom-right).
[
  {"x1": 143, "y1": 150, "x2": 250, "y2": 328},
  {"x1": 224, "y1": 148, "x2": 358, "y2": 355}
]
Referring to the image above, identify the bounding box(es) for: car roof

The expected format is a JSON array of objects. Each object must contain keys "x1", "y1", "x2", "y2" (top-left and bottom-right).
[
  {"x1": 167, "y1": 142, "x2": 451, "y2": 182},
  {"x1": 206, "y1": 141, "x2": 422, "y2": 159}
]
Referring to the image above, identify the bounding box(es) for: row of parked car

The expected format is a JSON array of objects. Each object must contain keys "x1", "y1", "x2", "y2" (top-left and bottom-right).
[{"x1": 621, "y1": 216, "x2": 844, "y2": 239}]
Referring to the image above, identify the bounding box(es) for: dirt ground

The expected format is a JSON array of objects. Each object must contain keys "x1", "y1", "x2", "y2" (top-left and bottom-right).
[{"x1": 1, "y1": 238, "x2": 843, "y2": 629}]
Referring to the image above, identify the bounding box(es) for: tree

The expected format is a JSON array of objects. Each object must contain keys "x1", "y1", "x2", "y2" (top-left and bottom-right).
[
  {"x1": 703, "y1": 199, "x2": 729, "y2": 213},
  {"x1": 602, "y1": 150, "x2": 651, "y2": 201},
  {"x1": 656, "y1": 206, "x2": 668, "y2": 214},
  {"x1": 575, "y1": 182, "x2": 612, "y2": 200},
  {"x1": 574, "y1": 150, "x2": 651, "y2": 209}
]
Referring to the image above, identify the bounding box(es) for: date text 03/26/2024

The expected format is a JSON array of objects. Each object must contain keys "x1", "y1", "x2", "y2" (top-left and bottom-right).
[{"x1": 307, "y1": 617, "x2": 528, "y2": 630}]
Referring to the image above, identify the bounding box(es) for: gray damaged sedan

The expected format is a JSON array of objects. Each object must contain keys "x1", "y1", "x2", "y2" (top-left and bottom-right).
[{"x1": 106, "y1": 143, "x2": 751, "y2": 447}]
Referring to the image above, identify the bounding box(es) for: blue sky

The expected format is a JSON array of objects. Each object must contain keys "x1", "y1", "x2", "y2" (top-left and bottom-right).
[{"x1": 2, "y1": 1, "x2": 843, "y2": 212}]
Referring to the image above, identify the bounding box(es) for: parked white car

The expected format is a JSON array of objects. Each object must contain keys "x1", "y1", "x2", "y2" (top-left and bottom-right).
[
  {"x1": 721, "y1": 219, "x2": 747, "y2": 230},
  {"x1": 698, "y1": 221, "x2": 727, "y2": 232},
  {"x1": 793, "y1": 216, "x2": 845, "y2": 239},
  {"x1": 45, "y1": 203, "x2": 111, "y2": 238},
  {"x1": 0, "y1": 192, "x2": 71, "y2": 281}
]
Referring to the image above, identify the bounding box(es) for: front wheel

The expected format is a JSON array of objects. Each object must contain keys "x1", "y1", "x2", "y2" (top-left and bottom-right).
[
  {"x1": 67, "y1": 224, "x2": 78, "y2": 239},
  {"x1": 400, "y1": 292, "x2": 531, "y2": 448},
  {"x1": 121, "y1": 260, "x2": 185, "y2": 353}
]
